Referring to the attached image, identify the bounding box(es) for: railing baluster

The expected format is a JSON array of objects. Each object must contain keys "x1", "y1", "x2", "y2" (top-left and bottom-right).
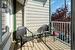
[
  {"x1": 51, "y1": 22, "x2": 53, "y2": 35},
  {"x1": 62, "y1": 23, "x2": 63, "y2": 40},
  {"x1": 60, "y1": 23, "x2": 63, "y2": 40},
  {"x1": 65, "y1": 23, "x2": 66, "y2": 42},
  {"x1": 59, "y1": 23, "x2": 61, "y2": 40},
  {"x1": 62, "y1": 23, "x2": 64, "y2": 41},
  {"x1": 69, "y1": 23, "x2": 70, "y2": 43},
  {"x1": 60, "y1": 23, "x2": 62, "y2": 40},
  {"x1": 69, "y1": 23, "x2": 71, "y2": 43},
  {"x1": 68, "y1": 23, "x2": 69, "y2": 43},
  {"x1": 64, "y1": 23, "x2": 65, "y2": 41}
]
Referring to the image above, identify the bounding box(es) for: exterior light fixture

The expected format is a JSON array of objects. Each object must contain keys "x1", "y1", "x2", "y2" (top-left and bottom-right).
[
  {"x1": 2, "y1": 1, "x2": 7, "y2": 8},
  {"x1": 33, "y1": 0, "x2": 47, "y2": 7},
  {"x1": 1, "y1": 0, "x2": 9, "y2": 13}
]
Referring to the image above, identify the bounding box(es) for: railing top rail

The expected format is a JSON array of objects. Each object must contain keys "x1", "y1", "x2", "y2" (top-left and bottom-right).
[{"x1": 52, "y1": 21, "x2": 71, "y2": 24}]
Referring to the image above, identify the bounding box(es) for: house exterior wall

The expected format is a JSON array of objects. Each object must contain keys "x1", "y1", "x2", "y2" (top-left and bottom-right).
[
  {"x1": 24, "y1": 0, "x2": 49, "y2": 33},
  {"x1": 16, "y1": 2, "x2": 23, "y2": 29}
]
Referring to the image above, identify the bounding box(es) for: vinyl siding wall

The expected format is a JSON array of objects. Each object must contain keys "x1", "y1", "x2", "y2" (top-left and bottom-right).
[
  {"x1": 24, "y1": 0, "x2": 49, "y2": 33},
  {"x1": 16, "y1": 2, "x2": 23, "y2": 29}
]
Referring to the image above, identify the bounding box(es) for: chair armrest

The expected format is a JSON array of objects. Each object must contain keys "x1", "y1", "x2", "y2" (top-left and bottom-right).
[
  {"x1": 43, "y1": 31, "x2": 49, "y2": 33},
  {"x1": 26, "y1": 28, "x2": 34, "y2": 37}
]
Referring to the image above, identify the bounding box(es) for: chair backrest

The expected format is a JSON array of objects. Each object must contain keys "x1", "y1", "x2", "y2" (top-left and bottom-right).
[
  {"x1": 37, "y1": 24, "x2": 49, "y2": 33},
  {"x1": 16, "y1": 26, "x2": 27, "y2": 39}
]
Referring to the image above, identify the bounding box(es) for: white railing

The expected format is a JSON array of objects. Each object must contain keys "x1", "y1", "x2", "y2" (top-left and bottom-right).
[{"x1": 51, "y1": 21, "x2": 71, "y2": 43}]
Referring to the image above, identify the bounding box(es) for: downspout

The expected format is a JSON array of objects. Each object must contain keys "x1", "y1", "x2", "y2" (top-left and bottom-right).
[
  {"x1": 22, "y1": 0, "x2": 26, "y2": 26},
  {"x1": 49, "y1": 0, "x2": 51, "y2": 35},
  {"x1": 22, "y1": 7, "x2": 24, "y2": 26}
]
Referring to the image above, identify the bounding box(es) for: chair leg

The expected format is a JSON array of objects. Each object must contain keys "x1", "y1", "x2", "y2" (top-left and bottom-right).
[
  {"x1": 44, "y1": 33, "x2": 46, "y2": 42},
  {"x1": 32, "y1": 37, "x2": 34, "y2": 47},
  {"x1": 20, "y1": 37, "x2": 22, "y2": 50},
  {"x1": 15, "y1": 40, "x2": 18, "y2": 50}
]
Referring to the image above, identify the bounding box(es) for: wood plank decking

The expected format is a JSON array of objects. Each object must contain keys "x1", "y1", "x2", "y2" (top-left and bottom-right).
[
  {"x1": 10, "y1": 36, "x2": 71, "y2": 50},
  {"x1": 17, "y1": 39, "x2": 50, "y2": 50},
  {"x1": 45, "y1": 36, "x2": 71, "y2": 50}
]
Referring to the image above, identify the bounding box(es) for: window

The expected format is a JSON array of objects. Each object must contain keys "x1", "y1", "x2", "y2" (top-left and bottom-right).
[
  {"x1": 2, "y1": 0, "x2": 9, "y2": 35},
  {"x1": 33, "y1": 0, "x2": 47, "y2": 6},
  {"x1": 0, "y1": 0, "x2": 13, "y2": 43}
]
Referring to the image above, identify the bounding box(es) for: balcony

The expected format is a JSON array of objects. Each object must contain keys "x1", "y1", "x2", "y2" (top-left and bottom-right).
[
  {"x1": 1, "y1": 0, "x2": 71, "y2": 50},
  {"x1": 9, "y1": 21, "x2": 71, "y2": 50},
  {"x1": 10, "y1": 1, "x2": 71, "y2": 50}
]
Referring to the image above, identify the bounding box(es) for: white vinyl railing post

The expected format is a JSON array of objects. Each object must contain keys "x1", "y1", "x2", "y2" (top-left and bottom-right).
[{"x1": 51, "y1": 21, "x2": 53, "y2": 35}]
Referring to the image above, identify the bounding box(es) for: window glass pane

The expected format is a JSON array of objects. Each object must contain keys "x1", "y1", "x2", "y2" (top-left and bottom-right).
[{"x1": 2, "y1": 0, "x2": 9, "y2": 35}]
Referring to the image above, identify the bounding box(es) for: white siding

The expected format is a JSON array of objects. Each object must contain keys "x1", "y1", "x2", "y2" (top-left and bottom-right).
[
  {"x1": 2, "y1": 13, "x2": 6, "y2": 29},
  {"x1": 16, "y1": 2, "x2": 23, "y2": 29},
  {"x1": 16, "y1": 11, "x2": 22, "y2": 28},
  {"x1": 24, "y1": 0, "x2": 49, "y2": 33}
]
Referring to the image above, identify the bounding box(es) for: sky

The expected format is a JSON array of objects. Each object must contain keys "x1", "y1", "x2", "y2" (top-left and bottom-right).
[{"x1": 51, "y1": 0, "x2": 71, "y2": 13}]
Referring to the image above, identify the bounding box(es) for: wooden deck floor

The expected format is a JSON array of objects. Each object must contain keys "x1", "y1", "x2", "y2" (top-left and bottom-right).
[
  {"x1": 16, "y1": 39, "x2": 50, "y2": 50},
  {"x1": 10, "y1": 36, "x2": 71, "y2": 50},
  {"x1": 44, "y1": 36, "x2": 71, "y2": 50}
]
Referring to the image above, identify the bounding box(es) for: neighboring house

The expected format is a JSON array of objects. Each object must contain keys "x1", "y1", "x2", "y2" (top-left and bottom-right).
[{"x1": 0, "y1": 0, "x2": 13, "y2": 50}]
